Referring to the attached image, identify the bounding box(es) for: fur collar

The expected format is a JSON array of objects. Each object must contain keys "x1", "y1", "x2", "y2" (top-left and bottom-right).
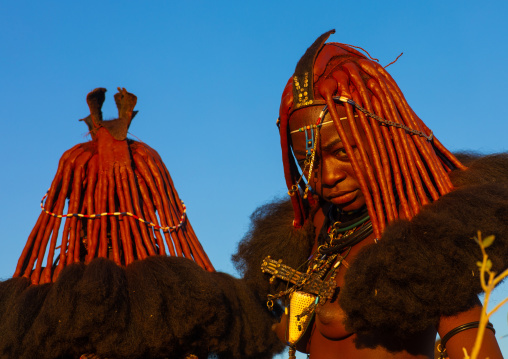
[{"x1": 339, "y1": 153, "x2": 508, "y2": 343}]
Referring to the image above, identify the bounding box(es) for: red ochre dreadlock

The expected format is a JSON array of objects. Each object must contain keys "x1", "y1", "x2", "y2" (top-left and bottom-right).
[
  {"x1": 14, "y1": 88, "x2": 214, "y2": 285},
  {"x1": 279, "y1": 30, "x2": 466, "y2": 238}
]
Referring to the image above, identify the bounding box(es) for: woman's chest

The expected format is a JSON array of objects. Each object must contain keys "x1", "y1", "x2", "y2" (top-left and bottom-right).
[{"x1": 312, "y1": 240, "x2": 369, "y2": 340}]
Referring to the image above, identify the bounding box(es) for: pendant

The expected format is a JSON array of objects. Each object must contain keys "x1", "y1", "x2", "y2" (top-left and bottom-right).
[{"x1": 287, "y1": 291, "x2": 317, "y2": 345}]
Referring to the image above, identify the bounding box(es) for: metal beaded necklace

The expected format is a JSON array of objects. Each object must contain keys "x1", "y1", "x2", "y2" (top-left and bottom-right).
[{"x1": 262, "y1": 205, "x2": 373, "y2": 359}]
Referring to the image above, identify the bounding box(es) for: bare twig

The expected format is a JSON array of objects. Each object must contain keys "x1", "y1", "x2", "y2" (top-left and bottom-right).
[{"x1": 466, "y1": 231, "x2": 508, "y2": 359}]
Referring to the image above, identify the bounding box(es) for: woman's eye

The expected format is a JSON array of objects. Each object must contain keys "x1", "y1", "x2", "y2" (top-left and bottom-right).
[{"x1": 335, "y1": 148, "x2": 348, "y2": 158}]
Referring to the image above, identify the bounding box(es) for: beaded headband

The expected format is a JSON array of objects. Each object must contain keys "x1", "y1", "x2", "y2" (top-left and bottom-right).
[{"x1": 288, "y1": 99, "x2": 433, "y2": 142}]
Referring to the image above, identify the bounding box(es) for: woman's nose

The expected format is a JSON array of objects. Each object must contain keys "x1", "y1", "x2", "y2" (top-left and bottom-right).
[{"x1": 320, "y1": 158, "x2": 347, "y2": 187}]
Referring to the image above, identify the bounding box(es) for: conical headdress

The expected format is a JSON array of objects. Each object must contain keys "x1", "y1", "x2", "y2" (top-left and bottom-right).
[{"x1": 15, "y1": 88, "x2": 214, "y2": 284}]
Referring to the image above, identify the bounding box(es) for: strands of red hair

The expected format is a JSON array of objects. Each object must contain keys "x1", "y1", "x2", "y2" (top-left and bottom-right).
[
  {"x1": 14, "y1": 88, "x2": 214, "y2": 285},
  {"x1": 279, "y1": 42, "x2": 466, "y2": 238}
]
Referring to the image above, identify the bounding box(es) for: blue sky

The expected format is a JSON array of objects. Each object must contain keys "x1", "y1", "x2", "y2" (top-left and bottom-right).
[{"x1": 1, "y1": 0, "x2": 508, "y2": 356}]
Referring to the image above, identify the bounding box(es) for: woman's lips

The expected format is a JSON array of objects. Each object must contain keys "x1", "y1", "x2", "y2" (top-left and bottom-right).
[{"x1": 328, "y1": 190, "x2": 358, "y2": 205}]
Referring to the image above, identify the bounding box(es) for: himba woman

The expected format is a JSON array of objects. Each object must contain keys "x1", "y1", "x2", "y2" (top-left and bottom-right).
[
  {"x1": 2, "y1": 33, "x2": 508, "y2": 359},
  {"x1": 236, "y1": 30, "x2": 508, "y2": 358}
]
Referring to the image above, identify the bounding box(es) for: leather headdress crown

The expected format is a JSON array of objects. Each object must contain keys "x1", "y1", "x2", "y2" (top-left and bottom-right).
[{"x1": 291, "y1": 29, "x2": 335, "y2": 111}]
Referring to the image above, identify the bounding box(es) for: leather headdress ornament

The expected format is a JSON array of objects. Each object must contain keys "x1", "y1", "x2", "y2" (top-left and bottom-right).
[{"x1": 291, "y1": 29, "x2": 335, "y2": 111}]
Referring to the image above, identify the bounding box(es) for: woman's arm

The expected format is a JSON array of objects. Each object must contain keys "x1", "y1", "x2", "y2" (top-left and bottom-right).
[{"x1": 438, "y1": 304, "x2": 503, "y2": 359}]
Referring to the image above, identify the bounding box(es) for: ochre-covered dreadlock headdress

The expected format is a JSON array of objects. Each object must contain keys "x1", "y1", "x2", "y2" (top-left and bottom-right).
[
  {"x1": 14, "y1": 88, "x2": 214, "y2": 284},
  {"x1": 279, "y1": 30, "x2": 466, "y2": 238}
]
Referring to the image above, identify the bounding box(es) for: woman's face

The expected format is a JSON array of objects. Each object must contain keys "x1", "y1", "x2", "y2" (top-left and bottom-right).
[{"x1": 289, "y1": 105, "x2": 367, "y2": 212}]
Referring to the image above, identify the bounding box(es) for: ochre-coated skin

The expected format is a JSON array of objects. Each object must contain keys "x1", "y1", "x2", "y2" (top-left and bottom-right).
[
  {"x1": 289, "y1": 106, "x2": 367, "y2": 212},
  {"x1": 273, "y1": 221, "x2": 437, "y2": 358},
  {"x1": 274, "y1": 104, "x2": 504, "y2": 359}
]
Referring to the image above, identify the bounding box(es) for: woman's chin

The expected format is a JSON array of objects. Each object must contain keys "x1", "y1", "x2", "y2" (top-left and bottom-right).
[{"x1": 332, "y1": 197, "x2": 366, "y2": 212}]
